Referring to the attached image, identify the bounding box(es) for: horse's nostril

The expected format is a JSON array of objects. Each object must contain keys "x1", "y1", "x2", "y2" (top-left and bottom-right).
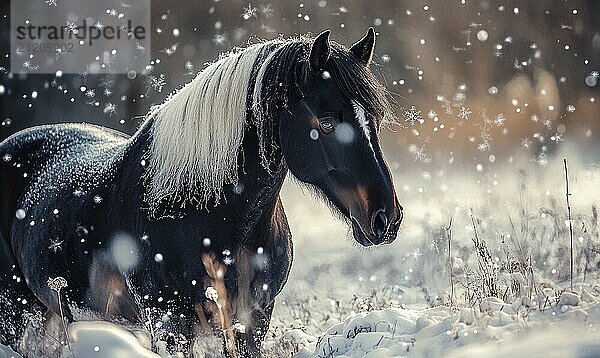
[{"x1": 371, "y1": 209, "x2": 388, "y2": 239}]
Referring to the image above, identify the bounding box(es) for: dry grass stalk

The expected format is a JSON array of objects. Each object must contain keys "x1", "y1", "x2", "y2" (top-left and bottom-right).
[{"x1": 563, "y1": 158, "x2": 574, "y2": 292}]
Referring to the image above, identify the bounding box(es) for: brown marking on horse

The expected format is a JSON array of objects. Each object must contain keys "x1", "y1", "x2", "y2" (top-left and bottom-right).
[
  {"x1": 101, "y1": 274, "x2": 140, "y2": 321},
  {"x1": 201, "y1": 252, "x2": 238, "y2": 358}
]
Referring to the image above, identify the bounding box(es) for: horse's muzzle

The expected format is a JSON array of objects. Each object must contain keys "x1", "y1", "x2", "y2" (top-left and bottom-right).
[{"x1": 352, "y1": 206, "x2": 402, "y2": 246}]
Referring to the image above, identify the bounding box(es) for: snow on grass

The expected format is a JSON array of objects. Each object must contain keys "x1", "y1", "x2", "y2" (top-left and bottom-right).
[{"x1": 265, "y1": 152, "x2": 600, "y2": 357}]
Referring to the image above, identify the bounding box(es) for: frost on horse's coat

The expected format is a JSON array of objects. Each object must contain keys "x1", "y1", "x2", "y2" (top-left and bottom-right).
[{"x1": 0, "y1": 29, "x2": 402, "y2": 357}]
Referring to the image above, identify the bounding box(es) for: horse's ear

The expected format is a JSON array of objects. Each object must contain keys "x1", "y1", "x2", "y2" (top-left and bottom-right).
[
  {"x1": 309, "y1": 30, "x2": 331, "y2": 73},
  {"x1": 350, "y1": 27, "x2": 376, "y2": 67}
]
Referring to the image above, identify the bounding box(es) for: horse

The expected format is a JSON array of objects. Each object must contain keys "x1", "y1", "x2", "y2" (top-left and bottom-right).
[{"x1": 0, "y1": 28, "x2": 403, "y2": 356}]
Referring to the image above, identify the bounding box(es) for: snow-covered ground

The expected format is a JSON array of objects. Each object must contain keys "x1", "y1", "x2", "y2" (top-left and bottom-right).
[
  {"x1": 262, "y1": 151, "x2": 600, "y2": 357},
  {"x1": 2, "y1": 152, "x2": 600, "y2": 358}
]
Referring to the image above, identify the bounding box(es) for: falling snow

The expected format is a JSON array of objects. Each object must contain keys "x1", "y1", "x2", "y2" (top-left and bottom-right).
[{"x1": 402, "y1": 105, "x2": 424, "y2": 125}]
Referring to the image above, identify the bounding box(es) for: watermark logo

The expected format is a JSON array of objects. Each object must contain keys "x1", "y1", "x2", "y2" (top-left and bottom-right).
[{"x1": 11, "y1": 0, "x2": 151, "y2": 74}]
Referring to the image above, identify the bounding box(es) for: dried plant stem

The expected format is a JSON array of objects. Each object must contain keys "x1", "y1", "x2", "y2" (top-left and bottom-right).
[
  {"x1": 445, "y1": 218, "x2": 454, "y2": 306},
  {"x1": 470, "y1": 208, "x2": 479, "y2": 245},
  {"x1": 563, "y1": 158, "x2": 574, "y2": 292},
  {"x1": 47, "y1": 277, "x2": 71, "y2": 353},
  {"x1": 56, "y1": 292, "x2": 71, "y2": 350}
]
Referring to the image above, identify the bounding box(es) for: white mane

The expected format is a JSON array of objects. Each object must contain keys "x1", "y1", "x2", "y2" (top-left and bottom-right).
[{"x1": 145, "y1": 43, "x2": 266, "y2": 213}]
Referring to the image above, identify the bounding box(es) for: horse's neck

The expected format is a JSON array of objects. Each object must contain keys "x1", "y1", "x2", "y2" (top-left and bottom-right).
[
  {"x1": 234, "y1": 124, "x2": 287, "y2": 238},
  {"x1": 126, "y1": 117, "x2": 287, "y2": 236}
]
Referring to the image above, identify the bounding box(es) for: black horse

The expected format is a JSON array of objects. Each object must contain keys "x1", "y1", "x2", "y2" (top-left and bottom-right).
[{"x1": 0, "y1": 28, "x2": 402, "y2": 356}]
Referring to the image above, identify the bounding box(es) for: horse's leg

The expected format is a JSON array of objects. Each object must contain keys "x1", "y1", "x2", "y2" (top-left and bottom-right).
[
  {"x1": 0, "y1": 235, "x2": 43, "y2": 352},
  {"x1": 236, "y1": 300, "x2": 274, "y2": 358}
]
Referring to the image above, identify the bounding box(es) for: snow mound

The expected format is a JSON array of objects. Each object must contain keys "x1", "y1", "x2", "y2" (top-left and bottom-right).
[
  {"x1": 294, "y1": 306, "x2": 458, "y2": 357},
  {"x1": 290, "y1": 295, "x2": 600, "y2": 358},
  {"x1": 66, "y1": 321, "x2": 158, "y2": 358},
  {"x1": 0, "y1": 344, "x2": 21, "y2": 358},
  {"x1": 558, "y1": 292, "x2": 581, "y2": 307}
]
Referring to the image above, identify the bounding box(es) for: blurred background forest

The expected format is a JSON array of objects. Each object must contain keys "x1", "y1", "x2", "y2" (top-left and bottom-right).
[{"x1": 0, "y1": 0, "x2": 599, "y2": 173}]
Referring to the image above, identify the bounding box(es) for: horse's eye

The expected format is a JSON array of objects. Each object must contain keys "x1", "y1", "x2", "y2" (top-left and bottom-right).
[{"x1": 318, "y1": 117, "x2": 335, "y2": 134}]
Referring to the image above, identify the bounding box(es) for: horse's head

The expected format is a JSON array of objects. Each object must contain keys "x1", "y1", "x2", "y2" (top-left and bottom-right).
[{"x1": 278, "y1": 29, "x2": 403, "y2": 246}]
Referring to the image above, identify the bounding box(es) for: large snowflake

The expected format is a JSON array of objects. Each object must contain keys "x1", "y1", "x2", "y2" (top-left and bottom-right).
[
  {"x1": 241, "y1": 3, "x2": 258, "y2": 20},
  {"x1": 402, "y1": 105, "x2": 424, "y2": 125},
  {"x1": 457, "y1": 106, "x2": 472, "y2": 120},
  {"x1": 146, "y1": 73, "x2": 166, "y2": 93}
]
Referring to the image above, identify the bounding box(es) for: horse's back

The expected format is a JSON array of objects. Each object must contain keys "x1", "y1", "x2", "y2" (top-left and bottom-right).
[{"x1": 0, "y1": 123, "x2": 129, "y2": 234}]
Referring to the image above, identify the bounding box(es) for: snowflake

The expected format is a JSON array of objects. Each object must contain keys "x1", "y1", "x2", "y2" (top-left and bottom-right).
[
  {"x1": 565, "y1": 104, "x2": 576, "y2": 113},
  {"x1": 73, "y1": 189, "x2": 85, "y2": 196},
  {"x1": 212, "y1": 33, "x2": 227, "y2": 45},
  {"x1": 146, "y1": 73, "x2": 166, "y2": 93},
  {"x1": 22, "y1": 61, "x2": 39, "y2": 70},
  {"x1": 535, "y1": 151, "x2": 548, "y2": 167},
  {"x1": 184, "y1": 61, "x2": 194, "y2": 74},
  {"x1": 542, "y1": 119, "x2": 552, "y2": 130},
  {"x1": 409, "y1": 144, "x2": 431, "y2": 163},
  {"x1": 161, "y1": 43, "x2": 179, "y2": 56},
  {"x1": 402, "y1": 105, "x2": 423, "y2": 125},
  {"x1": 48, "y1": 238, "x2": 64, "y2": 253},
  {"x1": 94, "y1": 21, "x2": 104, "y2": 30},
  {"x1": 65, "y1": 21, "x2": 77, "y2": 33},
  {"x1": 520, "y1": 137, "x2": 531, "y2": 148},
  {"x1": 551, "y1": 132, "x2": 564, "y2": 142},
  {"x1": 261, "y1": 24, "x2": 277, "y2": 34},
  {"x1": 85, "y1": 89, "x2": 95, "y2": 98},
  {"x1": 477, "y1": 142, "x2": 491, "y2": 151},
  {"x1": 45, "y1": 0, "x2": 58, "y2": 6},
  {"x1": 457, "y1": 106, "x2": 472, "y2": 120},
  {"x1": 381, "y1": 54, "x2": 391, "y2": 62},
  {"x1": 442, "y1": 104, "x2": 453, "y2": 114},
  {"x1": 259, "y1": 4, "x2": 274, "y2": 17},
  {"x1": 427, "y1": 110, "x2": 438, "y2": 119},
  {"x1": 241, "y1": 3, "x2": 257, "y2": 20},
  {"x1": 410, "y1": 248, "x2": 422, "y2": 260},
  {"x1": 103, "y1": 103, "x2": 117, "y2": 115},
  {"x1": 223, "y1": 256, "x2": 234, "y2": 265},
  {"x1": 108, "y1": 8, "x2": 118, "y2": 16},
  {"x1": 494, "y1": 113, "x2": 505, "y2": 126},
  {"x1": 103, "y1": 88, "x2": 112, "y2": 96},
  {"x1": 454, "y1": 92, "x2": 466, "y2": 102}
]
